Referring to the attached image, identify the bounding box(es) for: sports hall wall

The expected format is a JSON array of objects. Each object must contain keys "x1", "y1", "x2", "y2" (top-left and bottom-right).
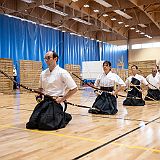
[
  {"x1": 109, "y1": 38, "x2": 160, "y2": 67},
  {"x1": 0, "y1": 14, "x2": 128, "y2": 79},
  {"x1": 129, "y1": 47, "x2": 160, "y2": 67}
]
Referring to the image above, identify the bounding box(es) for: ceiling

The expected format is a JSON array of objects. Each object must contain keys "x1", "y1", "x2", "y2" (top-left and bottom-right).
[{"x1": 0, "y1": 0, "x2": 160, "y2": 42}]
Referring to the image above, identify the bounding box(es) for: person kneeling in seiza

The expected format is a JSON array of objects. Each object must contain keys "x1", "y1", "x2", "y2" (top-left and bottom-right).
[
  {"x1": 144, "y1": 66, "x2": 160, "y2": 101},
  {"x1": 123, "y1": 65, "x2": 148, "y2": 106},
  {"x1": 26, "y1": 51, "x2": 77, "y2": 130},
  {"x1": 88, "y1": 61, "x2": 125, "y2": 115}
]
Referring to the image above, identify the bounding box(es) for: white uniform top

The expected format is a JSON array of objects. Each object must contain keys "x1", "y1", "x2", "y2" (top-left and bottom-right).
[
  {"x1": 157, "y1": 72, "x2": 160, "y2": 77},
  {"x1": 146, "y1": 74, "x2": 160, "y2": 89},
  {"x1": 125, "y1": 74, "x2": 148, "y2": 88},
  {"x1": 13, "y1": 67, "x2": 17, "y2": 76},
  {"x1": 39, "y1": 65, "x2": 77, "y2": 96},
  {"x1": 94, "y1": 71, "x2": 126, "y2": 87}
]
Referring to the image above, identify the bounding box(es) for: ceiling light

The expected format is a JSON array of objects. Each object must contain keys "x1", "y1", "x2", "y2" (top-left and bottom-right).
[
  {"x1": 72, "y1": 17, "x2": 92, "y2": 25},
  {"x1": 145, "y1": 35, "x2": 152, "y2": 38},
  {"x1": 130, "y1": 27, "x2": 135, "y2": 30},
  {"x1": 114, "y1": 10, "x2": 132, "y2": 19},
  {"x1": 136, "y1": 30, "x2": 140, "y2": 32},
  {"x1": 94, "y1": 0, "x2": 112, "y2": 8},
  {"x1": 70, "y1": 32, "x2": 77, "y2": 35},
  {"x1": 72, "y1": 0, "x2": 78, "y2": 2},
  {"x1": 140, "y1": 32, "x2": 145, "y2": 34},
  {"x1": 103, "y1": 14, "x2": 108, "y2": 17},
  {"x1": 21, "y1": 0, "x2": 34, "y2": 3},
  {"x1": 102, "y1": 28, "x2": 111, "y2": 32},
  {"x1": 125, "y1": 24, "x2": 129, "y2": 27},
  {"x1": 138, "y1": 24, "x2": 147, "y2": 28},
  {"x1": 144, "y1": 34, "x2": 149, "y2": 37},
  {"x1": 111, "y1": 18, "x2": 116, "y2": 21},
  {"x1": 118, "y1": 21, "x2": 123, "y2": 24},
  {"x1": 93, "y1": 9, "x2": 99, "y2": 13},
  {"x1": 39, "y1": 5, "x2": 68, "y2": 16},
  {"x1": 84, "y1": 4, "x2": 89, "y2": 8}
]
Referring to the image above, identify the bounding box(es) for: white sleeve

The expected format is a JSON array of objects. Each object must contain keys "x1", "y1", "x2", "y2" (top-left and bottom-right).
[
  {"x1": 115, "y1": 74, "x2": 126, "y2": 86},
  {"x1": 142, "y1": 76, "x2": 148, "y2": 86},
  {"x1": 62, "y1": 71, "x2": 77, "y2": 90},
  {"x1": 146, "y1": 75, "x2": 149, "y2": 81},
  {"x1": 94, "y1": 74, "x2": 101, "y2": 87},
  {"x1": 125, "y1": 77, "x2": 130, "y2": 88}
]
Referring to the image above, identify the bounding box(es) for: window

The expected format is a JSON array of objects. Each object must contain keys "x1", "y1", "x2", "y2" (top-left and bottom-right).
[
  {"x1": 152, "y1": 42, "x2": 160, "y2": 48},
  {"x1": 141, "y1": 43, "x2": 152, "y2": 48},
  {"x1": 132, "y1": 44, "x2": 141, "y2": 49},
  {"x1": 131, "y1": 42, "x2": 160, "y2": 49}
]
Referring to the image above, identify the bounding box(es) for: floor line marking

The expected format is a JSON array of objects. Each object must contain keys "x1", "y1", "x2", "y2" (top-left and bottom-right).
[
  {"x1": 0, "y1": 124, "x2": 160, "y2": 154},
  {"x1": 112, "y1": 142, "x2": 160, "y2": 153}
]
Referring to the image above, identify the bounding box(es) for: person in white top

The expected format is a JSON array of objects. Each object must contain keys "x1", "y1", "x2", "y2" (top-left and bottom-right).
[
  {"x1": 26, "y1": 51, "x2": 78, "y2": 130},
  {"x1": 123, "y1": 65, "x2": 148, "y2": 106},
  {"x1": 88, "y1": 61, "x2": 126, "y2": 115},
  {"x1": 13, "y1": 65, "x2": 17, "y2": 89},
  {"x1": 145, "y1": 66, "x2": 160, "y2": 100}
]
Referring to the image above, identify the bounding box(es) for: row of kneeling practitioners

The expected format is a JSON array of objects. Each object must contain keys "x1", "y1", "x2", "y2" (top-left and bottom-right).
[{"x1": 25, "y1": 52, "x2": 160, "y2": 131}]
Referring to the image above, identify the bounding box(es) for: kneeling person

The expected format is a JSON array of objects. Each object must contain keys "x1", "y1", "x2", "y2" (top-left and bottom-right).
[
  {"x1": 26, "y1": 51, "x2": 77, "y2": 130},
  {"x1": 123, "y1": 65, "x2": 148, "y2": 106},
  {"x1": 88, "y1": 61, "x2": 125, "y2": 115},
  {"x1": 145, "y1": 66, "x2": 160, "y2": 101}
]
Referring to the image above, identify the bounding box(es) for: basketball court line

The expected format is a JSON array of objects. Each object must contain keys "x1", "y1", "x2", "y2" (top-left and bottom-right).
[
  {"x1": 0, "y1": 124, "x2": 160, "y2": 155},
  {"x1": 73, "y1": 116, "x2": 160, "y2": 159}
]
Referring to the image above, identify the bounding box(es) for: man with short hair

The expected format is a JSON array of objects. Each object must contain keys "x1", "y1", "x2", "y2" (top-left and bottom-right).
[{"x1": 26, "y1": 51, "x2": 78, "y2": 130}]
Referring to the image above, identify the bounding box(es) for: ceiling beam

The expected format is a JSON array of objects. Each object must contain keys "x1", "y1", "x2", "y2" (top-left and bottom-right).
[
  {"x1": 61, "y1": 0, "x2": 128, "y2": 39},
  {"x1": 136, "y1": 0, "x2": 160, "y2": 6},
  {"x1": 129, "y1": 0, "x2": 160, "y2": 30}
]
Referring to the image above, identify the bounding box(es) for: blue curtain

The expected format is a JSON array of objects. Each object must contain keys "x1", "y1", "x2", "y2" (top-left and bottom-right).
[
  {"x1": 101, "y1": 42, "x2": 128, "y2": 69},
  {"x1": 0, "y1": 14, "x2": 63, "y2": 69},
  {"x1": 0, "y1": 14, "x2": 128, "y2": 82},
  {"x1": 63, "y1": 33, "x2": 100, "y2": 69}
]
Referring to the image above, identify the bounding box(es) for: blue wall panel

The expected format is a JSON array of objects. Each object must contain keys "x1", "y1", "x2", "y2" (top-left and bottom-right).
[{"x1": 0, "y1": 14, "x2": 128, "y2": 82}]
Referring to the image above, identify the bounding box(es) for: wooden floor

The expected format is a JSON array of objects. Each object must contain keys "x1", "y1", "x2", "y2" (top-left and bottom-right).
[{"x1": 0, "y1": 88, "x2": 160, "y2": 160}]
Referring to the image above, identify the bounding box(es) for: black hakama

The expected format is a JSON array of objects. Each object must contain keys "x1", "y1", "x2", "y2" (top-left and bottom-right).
[
  {"x1": 26, "y1": 96, "x2": 72, "y2": 130},
  {"x1": 123, "y1": 77, "x2": 145, "y2": 106},
  {"x1": 144, "y1": 89, "x2": 160, "y2": 101},
  {"x1": 88, "y1": 87, "x2": 118, "y2": 115}
]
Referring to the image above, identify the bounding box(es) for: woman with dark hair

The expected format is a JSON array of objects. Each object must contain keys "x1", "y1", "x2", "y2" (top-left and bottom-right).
[
  {"x1": 123, "y1": 65, "x2": 148, "y2": 106},
  {"x1": 88, "y1": 61, "x2": 125, "y2": 115}
]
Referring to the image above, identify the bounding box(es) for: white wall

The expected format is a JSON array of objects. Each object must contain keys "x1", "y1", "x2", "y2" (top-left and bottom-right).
[
  {"x1": 129, "y1": 48, "x2": 160, "y2": 66},
  {"x1": 108, "y1": 37, "x2": 160, "y2": 66}
]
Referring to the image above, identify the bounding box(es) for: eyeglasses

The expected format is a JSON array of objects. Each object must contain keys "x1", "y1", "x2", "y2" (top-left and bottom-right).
[{"x1": 44, "y1": 56, "x2": 53, "y2": 61}]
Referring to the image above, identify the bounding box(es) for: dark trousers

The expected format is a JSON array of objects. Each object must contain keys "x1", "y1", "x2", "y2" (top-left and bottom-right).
[
  {"x1": 13, "y1": 76, "x2": 17, "y2": 89},
  {"x1": 26, "y1": 98, "x2": 72, "y2": 130}
]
